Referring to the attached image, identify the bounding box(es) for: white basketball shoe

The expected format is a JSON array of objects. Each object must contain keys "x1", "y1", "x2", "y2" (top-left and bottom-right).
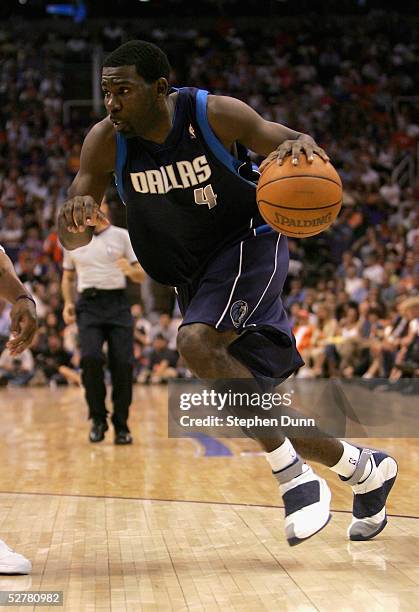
[
  {"x1": 342, "y1": 448, "x2": 398, "y2": 541},
  {"x1": 274, "y1": 456, "x2": 332, "y2": 546},
  {"x1": 0, "y1": 540, "x2": 32, "y2": 574}
]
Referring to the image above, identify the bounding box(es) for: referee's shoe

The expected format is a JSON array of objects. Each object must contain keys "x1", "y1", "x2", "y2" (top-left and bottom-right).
[
  {"x1": 89, "y1": 421, "x2": 108, "y2": 443},
  {"x1": 114, "y1": 430, "x2": 133, "y2": 445},
  {"x1": 89, "y1": 421, "x2": 133, "y2": 444}
]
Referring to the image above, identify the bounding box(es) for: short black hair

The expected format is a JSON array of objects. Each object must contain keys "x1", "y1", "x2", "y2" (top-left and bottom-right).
[{"x1": 103, "y1": 40, "x2": 171, "y2": 84}]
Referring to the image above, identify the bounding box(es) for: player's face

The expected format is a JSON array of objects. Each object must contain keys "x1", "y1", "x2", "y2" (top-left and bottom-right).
[{"x1": 101, "y1": 65, "x2": 157, "y2": 137}]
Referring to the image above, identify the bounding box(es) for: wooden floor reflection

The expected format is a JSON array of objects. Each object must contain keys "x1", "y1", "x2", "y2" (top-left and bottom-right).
[{"x1": 0, "y1": 386, "x2": 417, "y2": 611}]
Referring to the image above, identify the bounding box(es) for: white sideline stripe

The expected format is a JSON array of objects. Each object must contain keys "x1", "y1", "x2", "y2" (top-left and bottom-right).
[
  {"x1": 249, "y1": 218, "x2": 253, "y2": 229},
  {"x1": 243, "y1": 233, "x2": 281, "y2": 326},
  {"x1": 215, "y1": 240, "x2": 244, "y2": 329}
]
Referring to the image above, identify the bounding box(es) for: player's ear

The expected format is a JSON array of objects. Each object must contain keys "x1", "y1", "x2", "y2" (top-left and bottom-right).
[{"x1": 156, "y1": 77, "x2": 169, "y2": 97}]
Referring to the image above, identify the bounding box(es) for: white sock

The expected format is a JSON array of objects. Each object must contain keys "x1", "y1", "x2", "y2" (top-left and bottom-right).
[
  {"x1": 265, "y1": 438, "x2": 298, "y2": 473},
  {"x1": 330, "y1": 441, "x2": 372, "y2": 481}
]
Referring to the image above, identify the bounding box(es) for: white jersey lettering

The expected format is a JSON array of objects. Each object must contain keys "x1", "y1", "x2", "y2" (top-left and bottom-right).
[
  {"x1": 193, "y1": 155, "x2": 211, "y2": 183},
  {"x1": 160, "y1": 165, "x2": 171, "y2": 193},
  {"x1": 178, "y1": 160, "x2": 199, "y2": 188},
  {"x1": 130, "y1": 172, "x2": 149, "y2": 194},
  {"x1": 130, "y1": 155, "x2": 212, "y2": 195},
  {"x1": 166, "y1": 164, "x2": 183, "y2": 190}
]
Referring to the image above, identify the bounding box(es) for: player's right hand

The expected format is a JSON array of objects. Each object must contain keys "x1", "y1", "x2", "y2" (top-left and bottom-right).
[
  {"x1": 59, "y1": 196, "x2": 108, "y2": 233},
  {"x1": 63, "y1": 302, "x2": 76, "y2": 325},
  {"x1": 7, "y1": 298, "x2": 37, "y2": 356}
]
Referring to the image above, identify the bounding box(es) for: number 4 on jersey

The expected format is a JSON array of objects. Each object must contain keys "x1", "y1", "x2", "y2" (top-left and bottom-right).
[{"x1": 194, "y1": 184, "x2": 218, "y2": 209}]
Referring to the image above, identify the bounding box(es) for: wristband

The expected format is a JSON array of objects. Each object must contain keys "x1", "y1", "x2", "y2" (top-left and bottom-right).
[{"x1": 15, "y1": 294, "x2": 36, "y2": 307}]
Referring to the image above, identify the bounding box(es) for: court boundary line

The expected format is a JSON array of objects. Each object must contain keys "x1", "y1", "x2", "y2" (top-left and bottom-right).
[{"x1": 0, "y1": 489, "x2": 417, "y2": 520}]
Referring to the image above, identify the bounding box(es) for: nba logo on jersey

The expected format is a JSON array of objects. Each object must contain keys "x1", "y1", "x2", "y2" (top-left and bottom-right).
[
  {"x1": 188, "y1": 124, "x2": 196, "y2": 139},
  {"x1": 230, "y1": 300, "x2": 248, "y2": 327}
]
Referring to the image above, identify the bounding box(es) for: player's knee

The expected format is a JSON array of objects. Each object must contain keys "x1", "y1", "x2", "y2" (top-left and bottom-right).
[{"x1": 177, "y1": 324, "x2": 219, "y2": 366}]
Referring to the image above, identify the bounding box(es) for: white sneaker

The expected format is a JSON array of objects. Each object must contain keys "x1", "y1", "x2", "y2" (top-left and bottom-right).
[
  {"x1": 0, "y1": 540, "x2": 32, "y2": 574},
  {"x1": 343, "y1": 448, "x2": 398, "y2": 541},
  {"x1": 274, "y1": 457, "x2": 332, "y2": 546}
]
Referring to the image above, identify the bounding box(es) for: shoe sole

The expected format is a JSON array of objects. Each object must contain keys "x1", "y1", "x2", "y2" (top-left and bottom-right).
[
  {"x1": 349, "y1": 456, "x2": 398, "y2": 541},
  {"x1": 350, "y1": 515, "x2": 388, "y2": 541},
  {"x1": 0, "y1": 565, "x2": 31, "y2": 574},
  {"x1": 288, "y1": 513, "x2": 332, "y2": 547}
]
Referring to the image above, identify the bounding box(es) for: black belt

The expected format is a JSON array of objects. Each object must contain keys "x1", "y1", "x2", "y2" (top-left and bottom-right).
[{"x1": 81, "y1": 288, "x2": 125, "y2": 298}]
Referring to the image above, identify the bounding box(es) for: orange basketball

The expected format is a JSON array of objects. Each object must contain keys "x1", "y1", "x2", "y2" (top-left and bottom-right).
[{"x1": 256, "y1": 155, "x2": 342, "y2": 238}]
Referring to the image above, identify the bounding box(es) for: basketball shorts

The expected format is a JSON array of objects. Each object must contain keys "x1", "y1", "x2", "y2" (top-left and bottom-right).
[{"x1": 177, "y1": 227, "x2": 304, "y2": 386}]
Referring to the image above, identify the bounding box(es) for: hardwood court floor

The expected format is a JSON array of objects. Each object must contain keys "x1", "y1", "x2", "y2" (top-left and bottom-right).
[{"x1": 0, "y1": 385, "x2": 417, "y2": 611}]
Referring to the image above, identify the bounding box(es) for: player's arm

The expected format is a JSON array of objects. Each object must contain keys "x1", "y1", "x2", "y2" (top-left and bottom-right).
[
  {"x1": 58, "y1": 119, "x2": 116, "y2": 250},
  {"x1": 207, "y1": 95, "x2": 329, "y2": 170},
  {"x1": 0, "y1": 249, "x2": 37, "y2": 355}
]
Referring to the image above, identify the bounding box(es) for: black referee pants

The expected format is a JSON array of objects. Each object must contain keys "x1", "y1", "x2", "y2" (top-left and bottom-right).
[{"x1": 76, "y1": 289, "x2": 134, "y2": 432}]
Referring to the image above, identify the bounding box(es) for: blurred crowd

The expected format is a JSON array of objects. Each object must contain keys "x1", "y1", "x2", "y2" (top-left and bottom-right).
[{"x1": 0, "y1": 12, "x2": 417, "y2": 388}]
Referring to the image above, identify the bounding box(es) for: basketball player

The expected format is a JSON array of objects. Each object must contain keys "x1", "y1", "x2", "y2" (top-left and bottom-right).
[
  {"x1": 58, "y1": 41, "x2": 397, "y2": 545},
  {"x1": 0, "y1": 245, "x2": 35, "y2": 573}
]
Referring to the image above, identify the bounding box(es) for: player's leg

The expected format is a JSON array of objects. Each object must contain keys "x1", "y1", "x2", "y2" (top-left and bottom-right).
[
  {"x1": 177, "y1": 322, "x2": 397, "y2": 543},
  {"x1": 177, "y1": 229, "x2": 397, "y2": 542},
  {"x1": 177, "y1": 322, "x2": 332, "y2": 545}
]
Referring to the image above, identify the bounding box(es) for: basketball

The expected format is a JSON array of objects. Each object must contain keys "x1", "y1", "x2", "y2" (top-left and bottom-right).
[{"x1": 256, "y1": 155, "x2": 342, "y2": 238}]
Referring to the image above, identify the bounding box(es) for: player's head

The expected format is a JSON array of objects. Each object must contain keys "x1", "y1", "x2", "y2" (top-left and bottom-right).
[{"x1": 102, "y1": 40, "x2": 171, "y2": 136}]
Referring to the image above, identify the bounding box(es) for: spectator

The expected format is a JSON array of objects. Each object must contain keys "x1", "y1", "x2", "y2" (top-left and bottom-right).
[
  {"x1": 363, "y1": 254, "x2": 385, "y2": 285},
  {"x1": 34, "y1": 334, "x2": 72, "y2": 386},
  {"x1": 362, "y1": 300, "x2": 409, "y2": 379},
  {"x1": 138, "y1": 335, "x2": 178, "y2": 384},
  {"x1": 324, "y1": 304, "x2": 362, "y2": 377},
  {"x1": 302, "y1": 304, "x2": 339, "y2": 377},
  {"x1": 293, "y1": 309, "x2": 313, "y2": 356},
  {"x1": 344, "y1": 265, "x2": 363, "y2": 301},
  {"x1": 131, "y1": 303, "x2": 152, "y2": 347},
  {"x1": 0, "y1": 347, "x2": 34, "y2": 386},
  {"x1": 284, "y1": 279, "x2": 305, "y2": 311},
  {"x1": 385, "y1": 297, "x2": 419, "y2": 386},
  {"x1": 150, "y1": 312, "x2": 179, "y2": 351},
  {"x1": 132, "y1": 340, "x2": 149, "y2": 381}
]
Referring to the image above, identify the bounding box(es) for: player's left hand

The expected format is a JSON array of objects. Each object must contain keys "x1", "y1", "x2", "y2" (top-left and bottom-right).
[
  {"x1": 7, "y1": 298, "x2": 37, "y2": 356},
  {"x1": 259, "y1": 135, "x2": 329, "y2": 172}
]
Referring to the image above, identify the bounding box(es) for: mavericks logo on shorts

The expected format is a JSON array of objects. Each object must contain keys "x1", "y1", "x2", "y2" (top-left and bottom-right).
[{"x1": 230, "y1": 300, "x2": 248, "y2": 328}]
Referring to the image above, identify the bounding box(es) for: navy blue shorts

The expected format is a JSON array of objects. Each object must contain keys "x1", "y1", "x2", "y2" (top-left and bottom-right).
[{"x1": 177, "y1": 226, "x2": 304, "y2": 385}]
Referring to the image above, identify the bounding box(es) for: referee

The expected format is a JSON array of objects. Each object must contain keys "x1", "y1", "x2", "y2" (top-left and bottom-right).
[{"x1": 61, "y1": 204, "x2": 144, "y2": 444}]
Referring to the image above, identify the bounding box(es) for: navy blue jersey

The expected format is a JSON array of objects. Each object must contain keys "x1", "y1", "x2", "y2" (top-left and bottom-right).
[{"x1": 114, "y1": 87, "x2": 266, "y2": 286}]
